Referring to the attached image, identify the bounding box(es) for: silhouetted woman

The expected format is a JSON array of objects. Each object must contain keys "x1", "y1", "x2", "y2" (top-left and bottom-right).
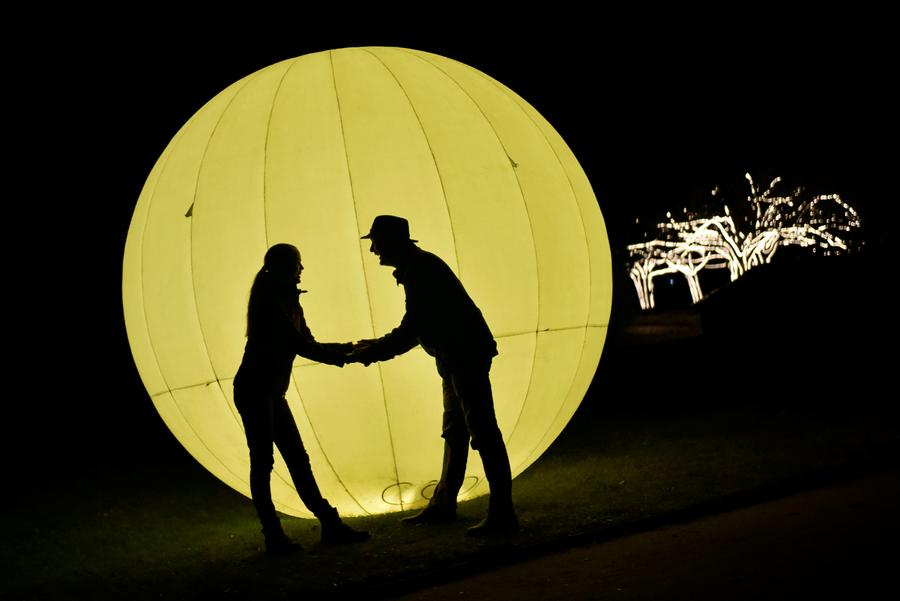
[{"x1": 233, "y1": 243, "x2": 368, "y2": 554}]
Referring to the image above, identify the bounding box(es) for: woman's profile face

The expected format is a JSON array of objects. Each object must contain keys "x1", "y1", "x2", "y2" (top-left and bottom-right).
[
  {"x1": 282, "y1": 248, "x2": 303, "y2": 284},
  {"x1": 291, "y1": 253, "x2": 303, "y2": 284},
  {"x1": 267, "y1": 245, "x2": 303, "y2": 284}
]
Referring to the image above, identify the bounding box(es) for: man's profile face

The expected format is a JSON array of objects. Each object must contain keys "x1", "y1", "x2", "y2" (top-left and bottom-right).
[
  {"x1": 369, "y1": 239, "x2": 380, "y2": 257},
  {"x1": 369, "y1": 238, "x2": 394, "y2": 266}
]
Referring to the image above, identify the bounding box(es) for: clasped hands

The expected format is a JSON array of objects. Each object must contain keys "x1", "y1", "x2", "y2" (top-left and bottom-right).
[{"x1": 322, "y1": 339, "x2": 379, "y2": 367}]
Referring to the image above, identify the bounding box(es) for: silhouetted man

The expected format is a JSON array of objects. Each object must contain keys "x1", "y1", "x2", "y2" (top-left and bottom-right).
[{"x1": 349, "y1": 215, "x2": 518, "y2": 536}]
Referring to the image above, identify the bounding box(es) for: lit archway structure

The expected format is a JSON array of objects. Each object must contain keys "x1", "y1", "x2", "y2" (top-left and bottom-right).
[
  {"x1": 628, "y1": 174, "x2": 861, "y2": 310},
  {"x1": 123, "y1": 47, "x2": 612, "y2": 517}
]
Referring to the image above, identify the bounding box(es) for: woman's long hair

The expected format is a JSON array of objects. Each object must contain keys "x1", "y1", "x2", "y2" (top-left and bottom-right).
[{"x1": 246, "y1": 244, "x2": 300, "y2": 336}]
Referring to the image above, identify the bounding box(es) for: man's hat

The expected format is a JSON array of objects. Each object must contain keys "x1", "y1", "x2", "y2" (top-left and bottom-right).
[{"x1": 361, "y1": 215, "x2": 417, "y2": 243}]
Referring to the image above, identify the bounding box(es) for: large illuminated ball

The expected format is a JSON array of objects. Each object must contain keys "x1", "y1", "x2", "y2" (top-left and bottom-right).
[{"x1": 123, "y1": 47, "x2": 612, "y2": 517}]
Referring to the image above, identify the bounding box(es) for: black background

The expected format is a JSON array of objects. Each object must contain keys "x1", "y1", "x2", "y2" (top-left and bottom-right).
[{"x1": 11, "y1": 16, "x2": 894, "y2": 477}]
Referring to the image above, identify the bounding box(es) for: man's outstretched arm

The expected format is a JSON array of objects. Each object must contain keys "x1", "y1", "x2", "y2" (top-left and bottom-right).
[{"x1": 349, "y1": 314, "x2": 418, "y2": 365}]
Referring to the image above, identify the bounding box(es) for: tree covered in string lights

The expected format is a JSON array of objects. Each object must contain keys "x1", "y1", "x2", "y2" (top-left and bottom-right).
[{"x1": 627, "y1": 174, "x2": 862, "y2": 310}]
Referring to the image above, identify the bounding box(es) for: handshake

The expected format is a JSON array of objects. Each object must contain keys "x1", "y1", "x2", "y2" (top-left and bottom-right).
[{"x1": 321, "y1": 339, "x2": 380, "y2": 368}]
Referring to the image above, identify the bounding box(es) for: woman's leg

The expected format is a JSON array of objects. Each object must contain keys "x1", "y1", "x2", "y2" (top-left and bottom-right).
[
  {"x1": 235, "y1": 389, "x2": 289, "y2": 549},
  {"x1": 272, "y1": 396, "x2": 369, "y2": 544},
  {"x1": 271, "y1": 395, "x2": 332, "y2": 516}
]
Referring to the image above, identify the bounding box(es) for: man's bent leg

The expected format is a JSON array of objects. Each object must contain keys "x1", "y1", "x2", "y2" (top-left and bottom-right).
[
  {"x1": 431, "y1": 435, "x2": 470, "y2": 511},
  {"x1": 402, "y1": 375, "x2": 468, "y2": 524}
]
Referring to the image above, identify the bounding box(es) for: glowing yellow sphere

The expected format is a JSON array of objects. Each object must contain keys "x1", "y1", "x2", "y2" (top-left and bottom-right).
[{"x1": 123, "y1": 47, "x2": 612, "y2": 517}]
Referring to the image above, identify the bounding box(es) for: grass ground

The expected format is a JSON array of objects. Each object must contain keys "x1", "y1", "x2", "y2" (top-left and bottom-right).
[{"x1": 5, "y1": 306, "x2": 896, "y2": 600}]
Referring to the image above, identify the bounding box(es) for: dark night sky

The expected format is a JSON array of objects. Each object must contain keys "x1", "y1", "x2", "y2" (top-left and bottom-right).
[{"x1": 11, "y1": 19, "x2": 894, "y2": 474}]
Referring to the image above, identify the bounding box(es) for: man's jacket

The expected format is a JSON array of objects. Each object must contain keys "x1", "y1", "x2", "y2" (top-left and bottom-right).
[{"x1": 366, "y1": 246, "x2": 498, "y2": 368}]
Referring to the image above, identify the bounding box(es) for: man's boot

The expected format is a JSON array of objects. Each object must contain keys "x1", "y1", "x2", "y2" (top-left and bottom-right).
[
  {"x1": 401, "y1": 501, "x2": 457, "y2": 525},
  {"x1": 467, "y1": 443, "x2": 518, "y2": 536},
  {"x1": 466, "y1": 504, "x2": 519, "y2": 537}
]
